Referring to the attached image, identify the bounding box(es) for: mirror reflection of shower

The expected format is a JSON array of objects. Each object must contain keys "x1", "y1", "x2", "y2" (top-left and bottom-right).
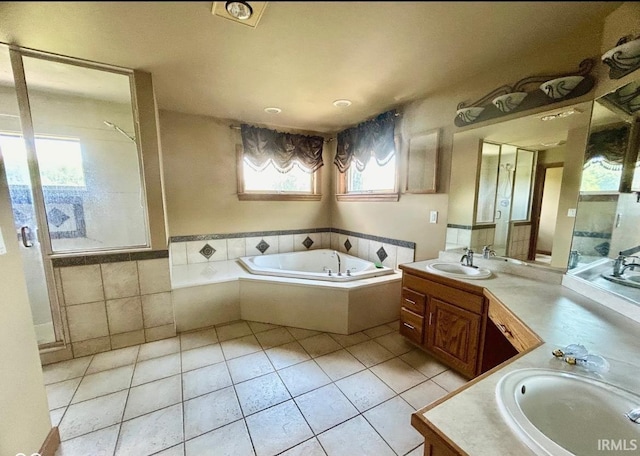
[
  {"x1": 104, "y1": 120, "x2": 136, "y2": 142},
  {"x1": 499, "y1": 163, "x2": 514, "y2": 198},
  {"x1": 476, "y1": 141, "x2": 536, "y2": 258}
]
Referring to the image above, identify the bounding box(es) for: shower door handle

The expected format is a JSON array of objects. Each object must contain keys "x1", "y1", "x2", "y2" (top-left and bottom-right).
[{"x1": 20, "y1": 226, "x2": 33, "y2": 247}]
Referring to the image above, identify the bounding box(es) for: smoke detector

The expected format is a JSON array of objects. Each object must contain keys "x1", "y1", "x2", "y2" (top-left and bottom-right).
[{"x1": 212, "y1": 2, "x2": 268, "y2": 28}]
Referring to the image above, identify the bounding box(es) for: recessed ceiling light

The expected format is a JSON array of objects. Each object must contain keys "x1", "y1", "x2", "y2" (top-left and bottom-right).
[
  {"x1": 225, "y1": 1, "x2": 253, "y2": 20},
  {"x1": 333, "y1": 99, "x2": 352, "y2": 108},
  {"x1": 264, "y1": 107, "x2": 282, "y2": 114}
]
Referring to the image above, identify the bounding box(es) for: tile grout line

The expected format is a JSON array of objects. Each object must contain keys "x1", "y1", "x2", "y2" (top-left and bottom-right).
[
  {"x1": 109, "y1": 343, "x2": 140, "y2": 456},
  {"x1": 51, "y1": 322, "x2": 449, "y2": 455},
  {"x1": 179, "y1": 328, "x2": 186, "y2": 455}
]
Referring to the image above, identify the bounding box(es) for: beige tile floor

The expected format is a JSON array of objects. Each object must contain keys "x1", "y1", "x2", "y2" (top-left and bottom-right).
[{"x1": 47, "y1": 320, "x2": 468, "y2": 456}]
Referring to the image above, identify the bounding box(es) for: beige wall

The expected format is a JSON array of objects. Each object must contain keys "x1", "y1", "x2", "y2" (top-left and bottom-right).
[
  {"x1": 159, "y1": 110, "x2": 331, "y2": 236},
  {"x1": 551, "y1": 125, "x2": 591, "y2": 268},
  {"x1": 0, "y1": 162, "x2": 51, "y2": 455},
  {"x1": 538, "y1": 167, "x2": 563, "y2": 253}
]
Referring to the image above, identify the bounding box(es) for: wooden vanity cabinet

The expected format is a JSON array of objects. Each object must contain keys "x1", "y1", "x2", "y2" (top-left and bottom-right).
[{"x1": 399, "y1": 270, "x2": 486, "y2": 379}]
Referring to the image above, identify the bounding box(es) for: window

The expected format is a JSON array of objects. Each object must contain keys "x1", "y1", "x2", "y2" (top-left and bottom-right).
[
  {"x1": 242, "y1": 159, "x2": 313, "y2": 193},
  {"x1": 237, "y1": 125, "x2": 324, "y2": 201},
  {"x1": 580, "y1": 158, "x2": 623, "y2": 192},
  {"x1": 0, "y1": 134, "x2": 85, "y2": 187},
  {"x1": 346, "y1": 154, "x2": 397, "y2": 192},
  {"x1": 581, "y1": 124, "x2": 630, "y2": 193},
  {"x1": 335, "y1": 111, "x2": 399, "y2": 201}
]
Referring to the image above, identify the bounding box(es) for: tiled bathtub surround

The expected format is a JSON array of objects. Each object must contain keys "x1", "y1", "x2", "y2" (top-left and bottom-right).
[
  {"x1": 44, "y1": 251, "x2": 176, "y2": 365},
  {"x1": 170, "y1": 229, "x2": 415, "y2": 270},
  {"x1": 446, "y1": 224, "x2": 496, "y2": 252}
]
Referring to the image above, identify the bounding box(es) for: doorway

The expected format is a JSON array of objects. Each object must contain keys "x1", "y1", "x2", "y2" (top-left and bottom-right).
[{"x1": 529, "y1": 162, "x2": 564, "y2": 262}]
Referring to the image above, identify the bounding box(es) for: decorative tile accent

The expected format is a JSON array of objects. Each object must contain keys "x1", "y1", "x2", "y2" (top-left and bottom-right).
[
  {"x1": 199, "y1": 244, "x2": 216, "y2": 260},
  {"x1": 344, "y1": 239, "x2": 352, "y2": 252},
  {"x1": 302, "y1": 236, "x2": 314, "y2": 249},
  {"x1": 594, "y1": 242, "x2": 611, "y2": 256},
  {"x1": 48, "y1": 207, "x2": 70, "y2": 227},
  {"x1": 256, "y1": 239, "x2": 270, "y2": 254},
  {"x1": 376, "y1": 247, "x2": 388, "y2": 263}
]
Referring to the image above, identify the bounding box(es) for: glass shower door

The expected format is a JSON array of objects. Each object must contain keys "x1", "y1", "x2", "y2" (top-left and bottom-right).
[{"x1": 0, "y1": 47, "x2": 60, "y2": 345}]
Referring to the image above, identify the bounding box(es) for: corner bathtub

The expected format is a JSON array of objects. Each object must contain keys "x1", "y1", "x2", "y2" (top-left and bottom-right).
[{"x1": 238, "y1": 249, "x2": 395, "y2": 281}]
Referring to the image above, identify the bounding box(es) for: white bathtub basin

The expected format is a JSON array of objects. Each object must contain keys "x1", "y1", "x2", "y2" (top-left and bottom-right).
[
  {"x1": 426, "y1": 262, "x2": 491, "y2": 279},
  {"x1": 496, "y1": 368, "x2": 640, "y2": 456}
]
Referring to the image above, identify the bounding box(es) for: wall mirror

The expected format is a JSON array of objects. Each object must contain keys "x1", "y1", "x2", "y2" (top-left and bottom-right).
[
  {"x1": 567, "y1": 75, "x2": 640, "y2": 304},
  {"x1": 446, "y1": 100, "x2": 593, "y2": 270},
  {"x1": 405, "y1": 129, "x2": 439, "y2": 193}
]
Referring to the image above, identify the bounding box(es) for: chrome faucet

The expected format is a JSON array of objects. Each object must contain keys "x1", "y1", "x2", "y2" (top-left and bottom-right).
[
  {"x1": 332, "y1": 250, "x2": 342, "y2": 276},
  {"x1": 460, "y1": 248, "x2": 474, "y2": 267},
  {"x1": 482, "y1": 245, "x2": 496, "y2": 259},
  {"x1": 613, "y1": 253, "x2": 640, "y2": 277}
]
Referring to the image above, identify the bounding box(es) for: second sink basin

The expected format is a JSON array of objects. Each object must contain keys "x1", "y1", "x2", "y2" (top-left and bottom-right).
[
  {"x1": 497, "y1": 368, "x2": 640, "y2": 456},
  {"x1": 426, "y1": 262, "x2": 491, "y2": 279}
]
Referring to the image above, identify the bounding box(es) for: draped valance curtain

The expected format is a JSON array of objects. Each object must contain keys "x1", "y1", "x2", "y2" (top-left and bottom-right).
[
  {"x1": 240, "y1": 124, "x2": 324, "y2": 173},
  {"x1": 584, "y1": 125, "x2": 630, "y2": 170},
  {"x1": 333, "y1": 110, "x2": 397, "y2": 173}
]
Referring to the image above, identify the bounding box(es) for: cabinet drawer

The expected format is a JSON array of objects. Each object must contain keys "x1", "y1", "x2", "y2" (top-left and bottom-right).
[
  {"x1": 487, "y1": 294, "x2": 540, "y2": 353},
  {"x1": 403, "y1": 273, "x2": 484, "y2": 314},
  {"x1": 402, "y1": 287, "x2": 426, "y2": 315},
  {"x1": 400, "y1": 307, "x2": 424, "y2": 345}
]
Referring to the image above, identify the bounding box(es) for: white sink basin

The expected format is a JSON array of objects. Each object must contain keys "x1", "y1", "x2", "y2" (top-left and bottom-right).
[
  {"x1": 496, "y1": 368, "x2": 640, "y2": 455},
  {"x1": 426, "y1": 262, "x2": 491, "y2": 279}
]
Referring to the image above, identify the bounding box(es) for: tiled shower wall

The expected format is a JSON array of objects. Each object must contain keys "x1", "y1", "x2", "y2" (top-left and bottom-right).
[
  {"x1": 508, "y1": 223, "x2": 532, "y2": 260},
  {"x1": 170, "y1": 228, "x2": 416, "y2": 270},
  {"x1": 446, "y1": 225, "x2": 496, "y2": 252},
  {"x1": 41, "y1": 252, "x2": 175, "y2": 365}
]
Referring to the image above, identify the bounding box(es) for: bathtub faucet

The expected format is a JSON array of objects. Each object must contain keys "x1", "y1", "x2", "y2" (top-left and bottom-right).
[{"x1": 332, "y1": 250, "x2": 342, "y2": 276}]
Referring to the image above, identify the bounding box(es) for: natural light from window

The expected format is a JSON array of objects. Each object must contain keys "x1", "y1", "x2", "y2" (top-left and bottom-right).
[
  {"x1": 243, "y1": 159, "x2": 312, "y2": 192},
  {"x1": 0, "y1": 134, "x2": 85, "y2": 187},
  {"x1": 580, "y1": 158, "x2": 622, "y2": 192},
  {"x1": 347, "y1": 155, "x2": 396, "y2": 192}
]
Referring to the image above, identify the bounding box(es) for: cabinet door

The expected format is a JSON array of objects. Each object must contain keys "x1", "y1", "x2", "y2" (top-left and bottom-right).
[{"x1": 425, "y1": 298, "x2": 481, "y2": 378}]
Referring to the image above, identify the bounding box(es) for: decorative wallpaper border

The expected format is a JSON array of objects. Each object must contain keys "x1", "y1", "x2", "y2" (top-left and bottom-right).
[
  {"x1": 52, "y1": 250, "x2": 169, "y2": 267},
  {"x1": 170, "y1": 228, "x2": 416, "y2": 250}
]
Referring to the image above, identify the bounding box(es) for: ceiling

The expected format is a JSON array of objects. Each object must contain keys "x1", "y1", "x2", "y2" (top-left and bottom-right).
[{"x1": 0, "y1": 2, "x2": 621, "y2": 133}]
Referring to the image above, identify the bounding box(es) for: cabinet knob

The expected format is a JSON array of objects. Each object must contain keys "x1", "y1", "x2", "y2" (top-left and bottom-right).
[
  {"x1": 403, "y1": 322, "x2": 415, "y2": 330},
  {"x1": 498, "y1": 323, "x2": 513, "y2": 337}
]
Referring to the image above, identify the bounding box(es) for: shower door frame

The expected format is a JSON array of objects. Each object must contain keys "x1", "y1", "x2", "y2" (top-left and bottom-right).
[
  {"x1": 6, "y1": 44, "x2": 143, "y2": 350},
  {"x1": 9, "y1": 47, "x2": 65, "y2": 348}
]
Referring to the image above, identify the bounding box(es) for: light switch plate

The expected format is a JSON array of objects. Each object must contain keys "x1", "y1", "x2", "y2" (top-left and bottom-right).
[
  {"x1": 567, "y1": 208, "x2": 577, "y2": 217},
  {"x1": 430, "y1": 211, "x2": 438, "y2": 224}
]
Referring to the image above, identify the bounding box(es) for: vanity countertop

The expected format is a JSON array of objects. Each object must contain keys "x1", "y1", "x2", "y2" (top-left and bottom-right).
[{"x1": 403, "y1": 258, "x2": 640, "y2": 456}]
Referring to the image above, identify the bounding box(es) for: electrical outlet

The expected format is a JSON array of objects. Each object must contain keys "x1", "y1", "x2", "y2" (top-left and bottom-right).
[
  {"x1": 567, "y1": 208, "x2": 577, "y2": 217},
  {"x1": 429, "y1": 211, "x2": 438, "y2": 224}
]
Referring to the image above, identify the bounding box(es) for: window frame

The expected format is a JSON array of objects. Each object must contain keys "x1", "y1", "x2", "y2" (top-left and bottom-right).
[
  {"x1": 236, "y1": 145, "x2": 322, "y2": 201},
  {"x1": 335, "y1": 135, "x2": 400, "y2": 202}
]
